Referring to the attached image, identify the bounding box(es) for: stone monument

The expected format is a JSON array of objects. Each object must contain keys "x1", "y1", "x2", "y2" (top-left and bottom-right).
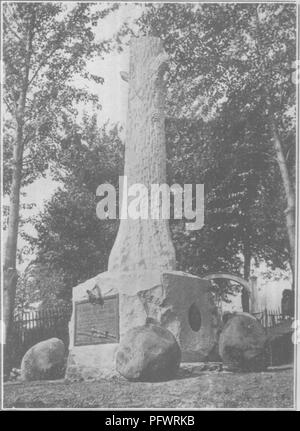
[{"x1": 66, "y1": 37, "x2": 220, "y2": 381}]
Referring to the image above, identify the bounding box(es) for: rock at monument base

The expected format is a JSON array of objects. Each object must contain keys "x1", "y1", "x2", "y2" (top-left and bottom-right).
[
  {"x1": 20, "y1": 338, "x2": 65, "y2": 381},
  {"x1": 119, "y1": 271, "x2": 221, "y2": 362},
  {"x1": 219, "y1": 313, "x2": 268, "y2": 372},
  {"x1": 116, "y1": 323, "x2": 181, "y2": 381}
]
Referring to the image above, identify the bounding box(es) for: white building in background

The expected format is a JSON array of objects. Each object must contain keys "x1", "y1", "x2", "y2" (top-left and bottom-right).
[
  {"x1": 222, "y1": 266, "x2": 292, "y2": 313},
  {"x1": 258, "y1": 279, "x2": 291, "y2": 310},
  {"x1": 222, "y1": 274, "x2": 292, "y2": 312}
]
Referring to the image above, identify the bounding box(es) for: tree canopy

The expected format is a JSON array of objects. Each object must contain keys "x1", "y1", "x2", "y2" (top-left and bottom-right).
[
  {"x1": 11, "y1": 3, "x2": 296, "y2": 309},
  {"x1": 3, "y1": 2, "x2": 119, "y2": 193},
  {"x1": 24, "y1": 117, "x2": 123, "y2": 301},
  {"x1": 138, "y1": 2, "x2": 296, "y2": 280}
]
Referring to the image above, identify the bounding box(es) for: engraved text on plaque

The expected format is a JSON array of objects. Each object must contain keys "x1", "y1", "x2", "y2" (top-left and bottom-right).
[{"x1": 74, "y1": 295, "x2": 119, "y2": 346}]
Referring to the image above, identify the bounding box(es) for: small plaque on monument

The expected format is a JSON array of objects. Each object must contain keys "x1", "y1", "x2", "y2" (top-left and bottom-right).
[{"x1": 74, "y1": 295, "x2": 119, "y2": 346}]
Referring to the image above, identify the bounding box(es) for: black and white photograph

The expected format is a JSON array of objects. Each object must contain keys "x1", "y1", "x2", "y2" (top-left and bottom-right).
[{"x1": 1, "y1": 0, "x2": 299, "y2": 411}]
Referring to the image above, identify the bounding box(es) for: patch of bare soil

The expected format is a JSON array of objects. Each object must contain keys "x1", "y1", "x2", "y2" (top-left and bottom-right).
[{"x1": 3, "y1": 368, "x2": 293, "y2": 409}]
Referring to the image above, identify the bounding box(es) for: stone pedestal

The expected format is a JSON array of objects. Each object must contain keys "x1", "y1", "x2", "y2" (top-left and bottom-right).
[{"x1": 66, "y1": 271, "x2": 220, "y2": 381}]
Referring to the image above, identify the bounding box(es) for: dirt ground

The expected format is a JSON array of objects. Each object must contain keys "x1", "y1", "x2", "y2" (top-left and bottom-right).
[{"x1": 3, "y1": 367, "x2": 294, "y2": 410}]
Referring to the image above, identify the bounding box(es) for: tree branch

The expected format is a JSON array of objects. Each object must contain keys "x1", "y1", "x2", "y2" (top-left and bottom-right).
[
  {"x1": 27, "y1": 19, "x2": 67, "y2": 89},
  {"x1": 27, "y1": 45, "x2": 60, "y2": 88}
]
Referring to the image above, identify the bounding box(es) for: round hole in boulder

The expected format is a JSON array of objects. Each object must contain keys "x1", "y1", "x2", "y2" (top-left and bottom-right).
[{"x1": 188, "y1": 303, "x2": 202, "y2": 332}]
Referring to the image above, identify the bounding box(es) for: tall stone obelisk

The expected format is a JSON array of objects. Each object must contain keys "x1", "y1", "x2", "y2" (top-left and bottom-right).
[{"x1": 108, "y1": 37, "x2": 176, "y2": 273}]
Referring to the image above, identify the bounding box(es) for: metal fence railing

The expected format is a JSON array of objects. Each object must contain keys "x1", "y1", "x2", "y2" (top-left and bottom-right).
[{"x1": 252, "y1": 308, "x2": 284, "y2": 328}]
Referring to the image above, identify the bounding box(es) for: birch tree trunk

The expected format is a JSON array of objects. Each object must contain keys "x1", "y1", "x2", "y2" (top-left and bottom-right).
[
  {"x1": 242, "y1": 237, "x2": 251, "y2": 313},
  {"x1": 108, "y1": 37, "x2": 176, "y2": 273},
  {"x1": 255, "y1": 7, "x2": 295, "y2": 285},
  {"x1": 3, "y1": 11, "x2": 34, "y2": 376},
  {"x1": 268, "y1": 115, "x2": 295, "y2": 282},
  {"x1": 3, "y1": 129, "x2": 23, "y2": 376}
]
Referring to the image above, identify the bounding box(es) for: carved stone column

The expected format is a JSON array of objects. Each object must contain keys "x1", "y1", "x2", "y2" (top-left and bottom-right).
[{"x1": 108, "y1": 37, "x2": 176, "y2": 273}]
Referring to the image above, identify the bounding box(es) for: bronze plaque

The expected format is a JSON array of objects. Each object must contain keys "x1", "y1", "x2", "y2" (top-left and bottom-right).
[{"x1": 74, "y1": 295, "x2": 119, "y2": 346}]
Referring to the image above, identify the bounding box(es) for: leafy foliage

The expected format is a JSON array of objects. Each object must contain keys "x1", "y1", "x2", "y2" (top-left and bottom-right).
[
  {"x1": 138, "y1": 3, "x2": 295, "y2": 132},
  {"x1": 25, "y1": 117, "x2": 124, "y2": 300},
  {"x1": 138, "y1": 3, "x2": 296, "y2": 279},
  {"x1": 166, "y1": 110, "x2": 289, "y2": 279},
  {"x1": 3, "y1": 2, "x2": 119, "y2": 192},
  {"x1": 14, "y1": 264, "x2": 67, "y2": 314}
]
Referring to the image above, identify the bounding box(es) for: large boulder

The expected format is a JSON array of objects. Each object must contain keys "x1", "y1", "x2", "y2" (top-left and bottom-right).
[
  {"x1": 21, "y1": 338, "x2": 65, "y2": 381},
  {"x1": 219, "y1": 313, "x2": 268, "y2": 371},
  {"x1": 116, "y1": 323, "x2": 181, "y2": 381}
]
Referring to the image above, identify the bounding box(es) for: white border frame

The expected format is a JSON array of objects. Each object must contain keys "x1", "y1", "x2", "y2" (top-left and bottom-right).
[{"x1": 0, "y1": 0, "x2": 299, "y2": 411}]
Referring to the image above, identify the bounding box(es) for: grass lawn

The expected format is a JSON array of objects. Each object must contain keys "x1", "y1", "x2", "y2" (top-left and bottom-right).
[{"x1": 3, "y1": 367, "x2": 294, "y2": 410}]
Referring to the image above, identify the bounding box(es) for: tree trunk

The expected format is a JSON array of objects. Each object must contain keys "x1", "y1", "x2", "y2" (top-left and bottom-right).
[
  {"x1": 3, "y1": 117, "x2": 25, "y2": 378},
  {"x1": 242, "y1": 238, "x2": 251, "y2": 313},
  {"x1": 255, "y1": 7, "x2": 296, "y2": 286},
  {"x1": 269, "y1": 115, "x2": 295, "y2": 286},
  {"x1": 249, "y1": 276, "x2": 259, "y2": 313},
  {"x1": 3, "y1": 9, "x2": 34, "y2": 377}
]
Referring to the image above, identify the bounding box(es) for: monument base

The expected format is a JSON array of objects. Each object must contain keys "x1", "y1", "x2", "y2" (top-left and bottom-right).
[{"x1": 66, "y1": 270, "x2": 221, "y2": 381}]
